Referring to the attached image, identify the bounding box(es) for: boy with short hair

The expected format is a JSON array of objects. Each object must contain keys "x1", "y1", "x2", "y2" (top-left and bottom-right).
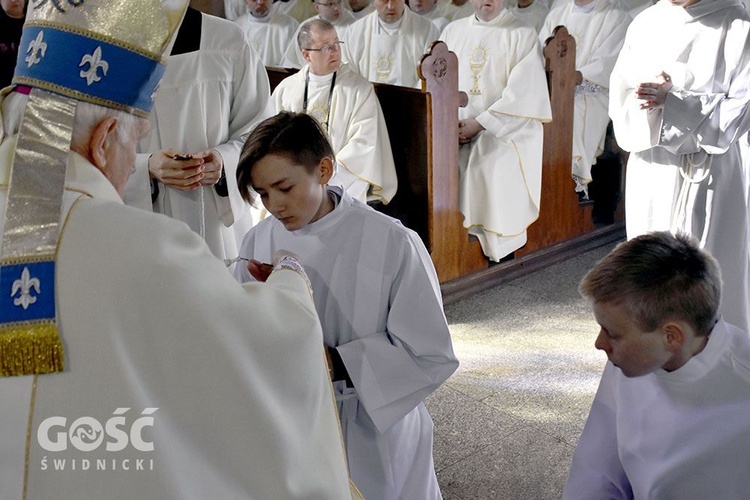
[
  {"x1": 565, "y1": 231, "x2": 750, "y2": 499},
  {"x1": 234, "y1": 111, "x2": 458, "y2": 499}
]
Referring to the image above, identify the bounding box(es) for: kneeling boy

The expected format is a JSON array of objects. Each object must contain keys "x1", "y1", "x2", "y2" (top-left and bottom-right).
[{"x1": 566, "y1": 231, "x2": 750, "y2": 499}]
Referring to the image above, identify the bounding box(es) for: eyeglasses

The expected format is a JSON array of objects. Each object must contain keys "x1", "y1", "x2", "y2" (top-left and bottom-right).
[
  {"x1": 303, "y1": 41, "x2": 344, "y2": 54},
  {"x1": 315, "y1": 0, "x2": 342, "y2": 6}
]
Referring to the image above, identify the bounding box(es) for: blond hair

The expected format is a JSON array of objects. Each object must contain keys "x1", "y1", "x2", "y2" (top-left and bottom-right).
[{"x1": 579, "y1": 232, "x2": 721, "y2": 335}]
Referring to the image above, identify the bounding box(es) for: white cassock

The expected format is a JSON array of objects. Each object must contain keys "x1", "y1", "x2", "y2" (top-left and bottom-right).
[
  {"x1": 0, "y1": 143, "x2": 353, "y2": 499},
  {"x1": 439, "y1": 0, "x2": 474, "y2": 21},
  {"x1": 564, "y1": 319, "x2": 750, "y2": 500},
  {"x1": 343, "y1": 8, "x2": 439, "y2": 88},
  {"x1": 235, "y1": 11, "x2": 299, "y2": 66},
  {"x1": 507, "y1": 0, "x2": 549, "y2": 32},
  {"x1": 609, "y1": 0, "x2": 750, "y2": 332},
  {"x1": 281, "y1": 11, "x2": 357, "y2": 69},
  {"x1": 274, "y1": 0, "x2": 319, "y2": 23},
  {"x1": 223, "y1": 0, "x2": 247, "y2": 20},
  {"x1": 539, "y1": 0, "x2": 629, "y2": 191},
  {"x1": 272, "y1": 63, "x2": 398, "y2": 203},
  {"x1": 235, "y1": 187, "x2": 459, "y2": 500},
  {"x1": 441, "y1": 12, "x2": 552, "y2": 261},
  {"x1": 132, "y1": 13, "x2": 273, "y2": 262}
]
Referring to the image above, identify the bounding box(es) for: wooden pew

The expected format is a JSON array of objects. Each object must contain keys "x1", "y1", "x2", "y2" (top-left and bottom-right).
[
  {"x1": 376, "y1": 42, "x2": 488, "y2": 283},
  {"x1": 267, "y1": 33, "x2": 623, "y2": 301},
  {"x1": 517, "y1": 25, "x2": 593, "y2": 256},
  {"x1": 442, "y1": 27, "x2": 624, "y2": 302},
  {"x1": 266, "y1": 44, "x2": 489, "y2": 284}
]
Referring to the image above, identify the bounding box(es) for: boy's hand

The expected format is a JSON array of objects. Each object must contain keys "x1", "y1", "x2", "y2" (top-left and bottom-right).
[{"x1": 247, "y1": 259, "x2": 273, "y2": 282}]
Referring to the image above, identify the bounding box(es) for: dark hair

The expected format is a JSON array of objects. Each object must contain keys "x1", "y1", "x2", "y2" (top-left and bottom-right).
[
  {"x1": 579, "y1": 231, "x2": 722, "y2": 335},
  {"x1": 237, "y1": 111, "x2": 335, "y2": 204}
]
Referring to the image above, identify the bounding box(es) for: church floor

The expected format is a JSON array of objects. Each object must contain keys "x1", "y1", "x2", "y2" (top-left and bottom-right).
[{"x1": 425, "y1": 242, "x2": 618, "y2": 499}]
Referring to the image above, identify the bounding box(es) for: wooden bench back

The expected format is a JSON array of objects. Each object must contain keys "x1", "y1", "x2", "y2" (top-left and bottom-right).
[{"x1": 265, "y1": 29, "x2": 595, "y2": 283}]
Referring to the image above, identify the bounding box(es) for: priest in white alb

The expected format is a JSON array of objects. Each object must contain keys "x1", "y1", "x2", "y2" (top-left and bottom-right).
[
  {"x1": 440, "y1": 0, "x2": 552, "y2": 261},
  {"x1": 539, "y1": 0, "x2": 629, "y2": 197},
  {"x1": 131, "y1": 8, "x2": 273, "y2": 262},
  {"x1": 274, "y1": 19, "x2": 398, "y2": 203},
  {"x1": 343, "y1": 0, "x2": 439, "y2": 88},
  {"x1": 282, "y1": 0, "x2": 357, "y2": 69},
  {"x1": 609, "y1": 0, "x2": 750, "y2": 332},
  {"x1": 235, "y1": 0, "x2": 299, "y2": 66},
  {"x1": 0, "y1": 1, "x2": 354, "y2": 498}
]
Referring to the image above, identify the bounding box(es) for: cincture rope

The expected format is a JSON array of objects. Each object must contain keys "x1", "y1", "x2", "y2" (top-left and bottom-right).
[
  {"x1": 672, "y1": 151, "x2": 713, "y2": 234},
  {"x1": 199, "y1": 186, "x2": 205, "y2": 240}
]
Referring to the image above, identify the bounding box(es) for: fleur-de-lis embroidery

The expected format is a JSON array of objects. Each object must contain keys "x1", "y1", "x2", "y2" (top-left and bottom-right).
[
  {"x1": 79, "y1": 46, "x2": 109, "y2": 86},
  {"x1": 25, "y1": 31, "x2": 47, "y2": 68},
  {"x1": 10, "y1": 267, "x2": 41, "y2": 310},
  {"x1": 33, "y1": 0, "x2": 87, "y2": 14}
]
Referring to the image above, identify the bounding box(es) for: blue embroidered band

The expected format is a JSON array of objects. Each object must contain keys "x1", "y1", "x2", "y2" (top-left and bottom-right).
[
  {"x1": 0, "y1": 262, "x2": 56, "y2": 324},
  {"x1": 13, "y1": 25, "x2": 165, "y2": 114}
]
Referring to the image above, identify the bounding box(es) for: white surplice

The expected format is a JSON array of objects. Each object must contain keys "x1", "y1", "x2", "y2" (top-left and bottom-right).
[
  {"x1": 235, "y1": 11, "x2": 299, "y2": 66},
  {"x1": 235, "y1": 187, "x2": 459, "y2": 500},
  {"x1": 440, "y1": 12, "x2": 552, "y2": 261},
  {"x1": 281, "y1": 12, "x2": 357, "y2": 69},
  {"x1": 564, "y1": 319, "x2": 750, "y2": 499},
  {"x1": 507, "y1": 0, "x2": 549, "y2": 32},
  {"x1": 0, "y1": 140, "x2": 353, "y2": 499},
  {"x1": 342, "y1": 8, "x2": 439, "y2": 88},
  {"x1": 273, "y1": 63, "x2": 398, "y2": 203},
  {"x1": 133, "y1": 13, "x2": 273, "y2": 261},
  {"x1": 609, "y1": 0, "x2": 750, "y2": 331},
  {"x1": 539, "y1": 0, "x2": 629, "y2": 190}
]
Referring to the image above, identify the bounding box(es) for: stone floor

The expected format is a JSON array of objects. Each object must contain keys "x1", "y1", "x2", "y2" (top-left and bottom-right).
[{"x1": 425, "y1": 243, "x2": 617, "y2": 500}]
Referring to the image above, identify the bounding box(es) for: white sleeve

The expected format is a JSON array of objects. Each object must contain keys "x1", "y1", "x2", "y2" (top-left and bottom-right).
[{"x1": 335, "y1": 226, "x2": 459, "y2": 433}]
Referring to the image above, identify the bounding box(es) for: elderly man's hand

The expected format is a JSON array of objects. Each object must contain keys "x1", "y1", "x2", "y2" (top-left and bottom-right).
[
  {"x1": 193, "y1": 149, "x2": 224, "y2": 187},
  {"x1": 458, "y1": 118, "x2": 484, "y2": 144},
  {"x1": 636, "y1": 71, "x2": 673, "y2": 110},
  {"x1": 148, "y1": 149, "x2": 204, "y2": 191}
]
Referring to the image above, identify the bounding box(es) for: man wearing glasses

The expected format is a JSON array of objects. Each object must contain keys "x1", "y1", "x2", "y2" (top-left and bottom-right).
[
  {"x1": 282, "y1": 0, "x2": 357, "y2": 68},
  {"x1": 273, "y1": 19, "x2": 397, "y2": 205}
]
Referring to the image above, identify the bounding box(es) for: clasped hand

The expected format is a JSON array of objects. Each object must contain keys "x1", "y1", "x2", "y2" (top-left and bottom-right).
[
  {"x1": 636, "y1": 71, "x2": 673, "y2": 111},
  {"x1": 458, "y1": 118, "x2": 484, "y2": 144},
  {"x1": 149, "y1": 148, "x2": 224, "y2": 190}
]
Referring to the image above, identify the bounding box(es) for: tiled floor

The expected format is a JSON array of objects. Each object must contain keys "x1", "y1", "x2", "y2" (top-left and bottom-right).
[{"x1": 425, "y1": 243, "x2": 617, "y2": 499}]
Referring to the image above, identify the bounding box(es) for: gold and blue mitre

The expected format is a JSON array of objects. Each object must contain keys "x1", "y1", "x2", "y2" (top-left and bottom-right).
[{"x1": 0, "y1": 0, "x2": 188, "y2": 377}]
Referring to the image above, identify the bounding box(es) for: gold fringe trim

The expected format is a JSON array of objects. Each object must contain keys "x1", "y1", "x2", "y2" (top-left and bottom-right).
[{"x1": 0, "y1": 322, "x2": 64, "y2": 377}]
